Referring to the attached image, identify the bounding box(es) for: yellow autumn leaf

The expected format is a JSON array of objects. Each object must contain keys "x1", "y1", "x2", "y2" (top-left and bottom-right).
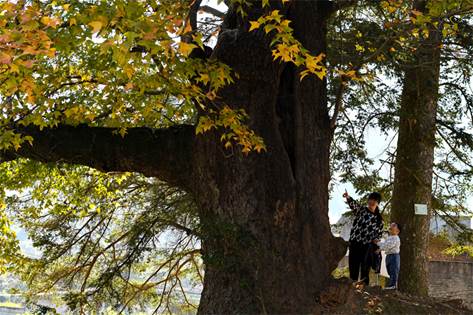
[
  {"x1": 124, "y1": 66, "x2": 135, "y2": 79},
  {"x1": 339, "y1": 70, "x2": 356, "y2": 78},
  {"x1": 249, "y1": 21, "x2": 260, "y2": 31},
  {"x1": 300, "y1": 70, "x2": 310, "y2": 81},
  {"x1": 178, "y1": 42, "x2": 196, "y2": 56},
  {"x1": 40, "y1": 16, "x2": 50, "y2": 25},
  {"x1": 40, "y1": 16, "x2": 60, "y2": 28},
  {"x1": 280, "y1": 19, "x2": 291, "y2": 28},
  {"x1": 88, "y1": 21, "x2": 103, "y2": 34},
  {"x1": 199, "y1": 73, "x2": 210, "y2": 84},
  {"x1": 314, "y1": 67, "x2": 327, "y2": 80},
  {"x1": 355, "y1": 44, "x2": 365, "y2": 52},
  {"x1": 24, "y1": 136, "x2": 34, "y2": 146},
  {"x1": 119, "y1": 127, "x2": 127, "y2": 137}
]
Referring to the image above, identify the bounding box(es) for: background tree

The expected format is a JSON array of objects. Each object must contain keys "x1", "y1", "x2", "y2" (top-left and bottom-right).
[
  {"x1": 390, "y1": 0, "x2": 443, "y2": 296},
  {"x1": 329, "y1": 0, "x2": 473, "y2": 295}
]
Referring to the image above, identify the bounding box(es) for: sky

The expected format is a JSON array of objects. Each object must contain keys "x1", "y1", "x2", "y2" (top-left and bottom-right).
[{"x1": 329, "y1": 123, "x2": 397, "y2": 223}]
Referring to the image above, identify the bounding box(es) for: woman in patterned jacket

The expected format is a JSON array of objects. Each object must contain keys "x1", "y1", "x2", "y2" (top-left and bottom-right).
[{"x1": 343, "y1": 190, "x2": 384, "y2": 285}]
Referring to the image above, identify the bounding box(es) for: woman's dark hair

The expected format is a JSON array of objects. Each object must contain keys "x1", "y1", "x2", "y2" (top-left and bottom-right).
[
  {"x1": 368, "y1": 192, "x2": 382, "y2": 203},
  {"x1": 367, "y1": 192, "x2": 383, "y2": 223}
]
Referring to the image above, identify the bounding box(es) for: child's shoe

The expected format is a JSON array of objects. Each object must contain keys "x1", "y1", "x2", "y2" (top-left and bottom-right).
[{"x1": 383, "y1": 286, "x2": 396, "y2": 290}]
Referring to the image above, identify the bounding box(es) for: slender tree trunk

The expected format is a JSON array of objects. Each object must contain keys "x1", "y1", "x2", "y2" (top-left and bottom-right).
[
  {"x1": 390, "y1": 0, "x2": 442, "y2": 296},
  {"x1": 192, "y1": 2, "x2": 346, "y2": 314}
]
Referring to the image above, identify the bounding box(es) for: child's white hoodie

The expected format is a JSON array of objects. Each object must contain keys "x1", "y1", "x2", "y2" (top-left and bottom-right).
[{"x1": 378, "y1": 235, "x2": 400, "y2": 255}]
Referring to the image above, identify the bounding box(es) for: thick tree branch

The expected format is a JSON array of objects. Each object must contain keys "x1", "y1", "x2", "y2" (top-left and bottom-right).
[
  {"x1": 330, "y1": 77, "x2": 346, "y2": 129},
  {"x1": 200, "y1": 5, "x2": 226, "y2": 18},
  {"x1": 327, "y1": 0, "x2": 372, "y2": 16},
  {"x1": 188, "y1": 0, "x2": 204, "y2": 32},
  {"x1": 332, "y1": 0, "x2": 359, "y2": 12},
  {"x1": 1, "y1": 124, "x2": 195, "y2": 190}
]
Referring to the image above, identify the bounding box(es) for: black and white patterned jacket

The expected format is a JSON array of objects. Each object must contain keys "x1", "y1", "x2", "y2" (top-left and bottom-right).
[{"x1": 347, "y1": 197, "x2": 383, "y2": 244}]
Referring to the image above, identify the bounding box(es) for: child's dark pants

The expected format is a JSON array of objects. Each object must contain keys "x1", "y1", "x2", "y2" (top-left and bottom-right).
[
  {"x1": 348, "y1": 242, "x2": 370, "y2": 285},
  {"x1": 386, "y1": 253, "x2": 400, "y2": 287}
]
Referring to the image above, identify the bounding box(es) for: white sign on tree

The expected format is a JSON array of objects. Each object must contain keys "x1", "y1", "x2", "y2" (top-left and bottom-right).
[{"x1": 414, "y1": 204, "x2": 428, "y2": 215}]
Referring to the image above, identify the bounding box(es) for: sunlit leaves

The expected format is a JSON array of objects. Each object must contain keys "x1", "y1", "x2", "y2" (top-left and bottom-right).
[
  {"x1": 0, "y1": 204, "x2": 19, "y2": 275},
  {"x1": 249, "y1": 8, "x2": 327, "y2": 81},
  {"x1": 249, "y1": 21, "x2": 260, "y2": 31},
  {"x1": 0, "y1": 0, "x2": 264, "y2": 153},
  {"x1": 88, "y1": 20, "x2": 104, "y2": 34},
  {"x1": 196, "y1": 106, "x2": 266, "y2": 153},
  {"x1": 301, "y1": 53, "x2": 327, "y2": 80},
  {"x1": 0, "y1": 2, "x2": 55, "y2": 112},
  {"x1": 179, "y1": 41, "x2": 197, "y2": 56}
]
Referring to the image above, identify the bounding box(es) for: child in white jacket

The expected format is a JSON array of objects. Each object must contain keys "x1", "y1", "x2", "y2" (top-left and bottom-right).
[{"x1": 376, "y1": 222, "x2": 401, "y2": 289}]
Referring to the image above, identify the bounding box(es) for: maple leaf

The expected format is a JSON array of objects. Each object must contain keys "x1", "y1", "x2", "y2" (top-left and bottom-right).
[
  {"x1": 249, "y1": 21, "x2": 260, "y2": 31},
  {"x1": 178, "y1": 42, "x2": 196, "y2": 56},
  {"x1": 88, "y1": 21, "x2": 103, "y2": 34}
]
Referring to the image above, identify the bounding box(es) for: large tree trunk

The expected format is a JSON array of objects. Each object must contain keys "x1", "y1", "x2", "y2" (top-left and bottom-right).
[
  {"x1": 192, "y1": 2, "x2": 346, "y2": 314},
  {"x1": 0, "y1": 2, "x2": 347, "y2": 313},
  {"x1": 390, "y1": 0, "x2": 442, "y2": 296}
]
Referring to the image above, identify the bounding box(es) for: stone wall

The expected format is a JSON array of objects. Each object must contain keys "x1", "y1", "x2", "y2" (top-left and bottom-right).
[
  {"x1": 337, "y1": 257, "x2": 473, "y2": 309},
  {"x1": 427, "y1": 260, "x2": 473, "y2": 310}
]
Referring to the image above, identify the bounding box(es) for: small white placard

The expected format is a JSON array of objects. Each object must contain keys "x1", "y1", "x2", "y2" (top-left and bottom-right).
[{"x1": 414, "y1": 203, "x2": 428, "y2": 215}]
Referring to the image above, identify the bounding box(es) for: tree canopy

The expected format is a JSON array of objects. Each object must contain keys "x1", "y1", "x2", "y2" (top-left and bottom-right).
[{"x1": 0, "y1": 0, "x2": 472, "y2": 313}]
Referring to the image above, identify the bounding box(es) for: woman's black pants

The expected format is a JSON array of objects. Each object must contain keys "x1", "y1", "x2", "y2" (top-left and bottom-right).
[{"x1": 348, "y1": 241, "x2": 370, "y2": 284}]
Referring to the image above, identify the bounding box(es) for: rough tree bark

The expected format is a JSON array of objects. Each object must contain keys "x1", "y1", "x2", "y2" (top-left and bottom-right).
[
  {"x1": 193, "y1": 2, "x2": 347, "y2": 313},
  {"x1": 390, "y1": 0, "x2": 442, "y2": 296},
  {"x1": 1, "y1": 1, "x2": 347, "y2": 313}
]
